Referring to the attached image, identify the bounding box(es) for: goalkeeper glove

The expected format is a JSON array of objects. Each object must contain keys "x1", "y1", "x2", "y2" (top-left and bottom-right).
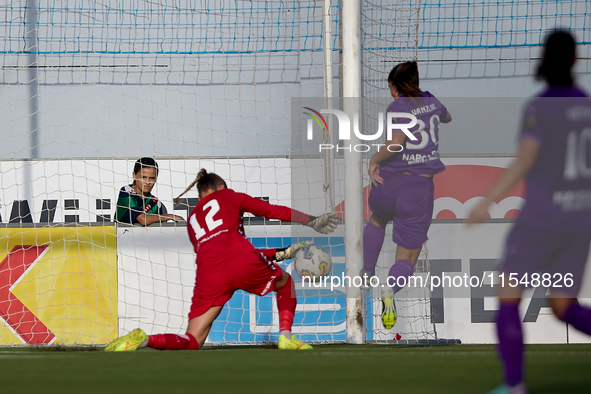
[
  {"x1": 274, "y1": 240, "x2": 313, "y2": 262},
  {"x1": 304, "y1": 212, "x2": 339, "y2": 234}
]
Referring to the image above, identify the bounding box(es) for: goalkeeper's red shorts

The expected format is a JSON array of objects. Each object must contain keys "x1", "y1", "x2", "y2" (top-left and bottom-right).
[{"x1": 188, "y1": 250, "x2": 283, "y2": 320}]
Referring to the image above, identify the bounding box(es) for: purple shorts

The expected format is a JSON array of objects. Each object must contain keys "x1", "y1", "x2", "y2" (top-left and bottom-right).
[
  {"x1": 500, "y1": 222, "x2": 591, "y2": 296},
  {"x1": 368, "y1": 172, "x2": 434, "y2": 249}
]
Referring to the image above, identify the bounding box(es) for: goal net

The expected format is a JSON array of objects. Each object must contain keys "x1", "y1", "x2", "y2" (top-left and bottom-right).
[
  {"x1": 360, "y1": 0, "x2": 590, "y2": 343},
  {"x1": 360, "y1": 0, "x2": 436, "y2": 343},
  {"x1": 0, "y1": 0, "x2": 344, "y2": 346},
  {"x1": 0, "y1": 0, "x2": 589, "y2": 346}
]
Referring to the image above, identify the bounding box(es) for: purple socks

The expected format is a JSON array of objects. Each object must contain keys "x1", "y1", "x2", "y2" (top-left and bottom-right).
[
  {"x1": 363, "y1": 221, "x2": 385, "y2": 276},
  {"x1": 495, "y1": 301, "x2": 591, "y2": 388},
  {"x1": 363, "y1": 221, "x2": 415, "y2": 295},
  {"x1": 496, "y1": 303, "x2": 524, "y2": 387},
  {"x1": 563, "y1": 302, "x2": 591, "y2": 335},
  {"x1": 387, "y1": 259, "x2": 415, "y2": 294}
]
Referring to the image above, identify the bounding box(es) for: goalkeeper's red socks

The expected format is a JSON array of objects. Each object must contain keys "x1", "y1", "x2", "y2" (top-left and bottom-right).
[
  {"x1": 276, "y1": 273, "x2": 297, "y2": 339},
  {"x1": 147, "y1": 333, "x2": 199, "y2": 350}
]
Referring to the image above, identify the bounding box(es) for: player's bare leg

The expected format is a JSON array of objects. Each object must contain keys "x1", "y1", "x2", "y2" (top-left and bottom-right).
[
  {"x1": 274, "y1": 267, "x2": 290, "y2": 289},
  {"x1": 550, "y1": 290, "x2": 591, "y2": 335},
  {"x1": 274, "y1": 269, "x2": 312, "y2": 350},
  {"x1": 549, "y1": 294, "x2": 576, "y2": 320},
  {"x1": 106, "y1": 305, "x2": 223, "y2": 352},
  {"x1": 140, "y1": 306, "x2": 223, "y2": 350},
  {"x1": 185, "y1": 305, "x2": 224, "y2": 348},
  {"x1": 364, "y1": 212, "x2": 422, "y2": 272},
  {"x1": 394, "y1": 244, "x2": 422, "y2": 265}
]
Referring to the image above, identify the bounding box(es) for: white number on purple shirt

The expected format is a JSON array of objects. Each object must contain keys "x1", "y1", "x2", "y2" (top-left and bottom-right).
[
  {"x1": 405, "y1": 114, "x2": 440, "y2": 150},
  {"x1": 564, "y1": 127, "x2": 591, "y2": 180}
]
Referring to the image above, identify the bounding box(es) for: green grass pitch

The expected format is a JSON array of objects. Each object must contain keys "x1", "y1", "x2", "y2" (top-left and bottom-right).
[{"x1": 1, "y1": 344, "x2": 590, "y2": 393}]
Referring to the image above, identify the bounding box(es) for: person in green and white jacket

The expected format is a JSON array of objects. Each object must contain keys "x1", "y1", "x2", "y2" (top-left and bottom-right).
[{"x1": 115, "y1": 157, "x2": 185, "y2": 226}]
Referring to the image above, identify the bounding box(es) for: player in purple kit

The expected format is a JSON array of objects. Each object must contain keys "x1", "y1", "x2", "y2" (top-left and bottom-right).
[
  {"x1": 467, "y1": 31, "x2": 591, "y2": 394},
  {"x1": 361, "y1": 61, "x2": 452, "y2": 329}
]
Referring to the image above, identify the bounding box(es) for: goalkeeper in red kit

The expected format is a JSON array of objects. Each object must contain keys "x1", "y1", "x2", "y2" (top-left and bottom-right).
[{"x1": 106, "y1": 169, "x2": 338, "y2": 351}]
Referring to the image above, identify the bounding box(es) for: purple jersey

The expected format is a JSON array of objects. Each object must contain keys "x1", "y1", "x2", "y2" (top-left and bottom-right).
[
  {"x1": 379, "y1": 91, "x2": 448, "y2": 176},
  {"x1": 516, "y1": 85, "x2": 591, "y2": 232}
]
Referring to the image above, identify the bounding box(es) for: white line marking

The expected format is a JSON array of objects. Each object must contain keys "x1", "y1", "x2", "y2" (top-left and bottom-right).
[
  {"x1": 9, "y1": 246, "x2": 50, "y2": 292},
  {"x1": 0, "y1": 314, "x2": 26, "y2": 344}
]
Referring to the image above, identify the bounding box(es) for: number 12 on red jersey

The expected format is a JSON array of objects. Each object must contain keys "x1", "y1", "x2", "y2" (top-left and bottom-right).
[{"x1": 189, "y1": 199, "x2": 224, "y2": 240}]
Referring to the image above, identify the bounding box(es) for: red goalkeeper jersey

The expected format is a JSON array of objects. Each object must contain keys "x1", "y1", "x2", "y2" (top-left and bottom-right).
[{"x1": 187, "y1": 188, "x2": 310, "y2": 267}]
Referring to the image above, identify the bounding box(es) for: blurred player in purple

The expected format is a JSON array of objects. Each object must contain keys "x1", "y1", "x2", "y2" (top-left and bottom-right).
[
  {"x1": 467, "y1": 31, "x2": 591, "y2": 394},
  {"x1": 361, "y1": 61, "x2": 452, "y2": 329}
]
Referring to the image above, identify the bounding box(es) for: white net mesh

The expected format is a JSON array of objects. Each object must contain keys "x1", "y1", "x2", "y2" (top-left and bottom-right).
[
  {"x1": 2, "y1": 0, "x2": 588, "y2": 346},
  {"x1": 0, "y1": 1, "x2": 340, "y2": 345}
]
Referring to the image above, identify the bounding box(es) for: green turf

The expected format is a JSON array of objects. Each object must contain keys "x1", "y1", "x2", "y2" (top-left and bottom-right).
[{"x1": 1, "y1": 344, "x2": 590, "y2": 394}]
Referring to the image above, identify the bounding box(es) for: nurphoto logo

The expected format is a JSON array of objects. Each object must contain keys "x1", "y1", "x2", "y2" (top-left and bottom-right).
[{"x1": 303, "y1": 107, "x2": 419, "y2": 152}]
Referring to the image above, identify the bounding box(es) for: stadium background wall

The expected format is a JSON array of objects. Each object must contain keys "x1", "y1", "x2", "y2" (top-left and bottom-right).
[
  {"x1": 2, "y1": 158, "x2": 591, "y2": 345},
  {"x1": 0, "y1": 2, "x2": 589, "y2": 160},
  {"x1": 0, "y1": 1, "x2": 589, "y2": 346}
]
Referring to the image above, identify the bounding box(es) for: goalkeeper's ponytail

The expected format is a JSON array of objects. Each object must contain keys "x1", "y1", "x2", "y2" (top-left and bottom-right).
[{"x1": 175, "y1": 169, "x2": 227, "y2": 205}]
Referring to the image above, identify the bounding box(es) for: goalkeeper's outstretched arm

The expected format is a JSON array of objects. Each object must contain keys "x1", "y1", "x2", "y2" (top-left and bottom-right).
[{"x1": 238, "y1": 193, "x2": 338, "y2": 234}]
